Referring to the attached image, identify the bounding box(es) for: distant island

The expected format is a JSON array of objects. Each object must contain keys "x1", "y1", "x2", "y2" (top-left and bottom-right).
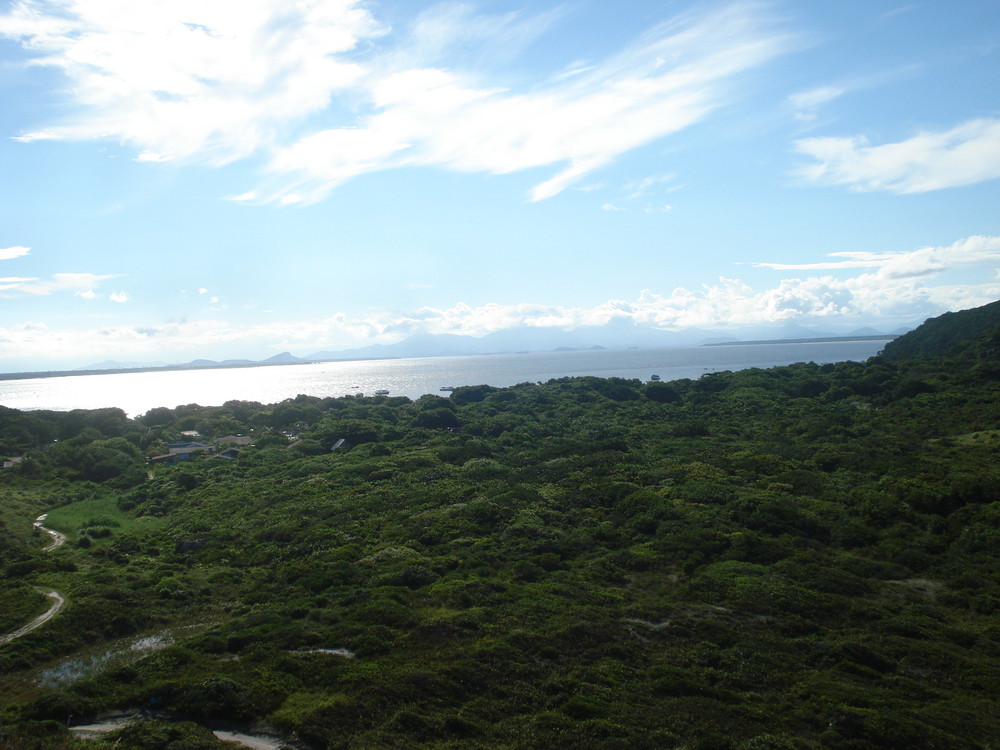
[{"x1": 703, "y1": 334, "x2": 898, "y2": 347}]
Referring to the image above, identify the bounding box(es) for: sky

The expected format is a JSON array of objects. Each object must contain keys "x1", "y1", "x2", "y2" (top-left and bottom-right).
[{"x1": 1, "y1": 0, "x2": 999, "y2": 371}]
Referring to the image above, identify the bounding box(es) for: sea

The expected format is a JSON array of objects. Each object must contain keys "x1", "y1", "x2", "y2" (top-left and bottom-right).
[{"x1": 0, "y1": 340, "x2": 890, "y2": 417}]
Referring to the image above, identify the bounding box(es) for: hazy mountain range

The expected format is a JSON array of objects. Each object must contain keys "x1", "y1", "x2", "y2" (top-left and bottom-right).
[{"x1": 77, "y1": 321, "x2": 912, "y2": 373}]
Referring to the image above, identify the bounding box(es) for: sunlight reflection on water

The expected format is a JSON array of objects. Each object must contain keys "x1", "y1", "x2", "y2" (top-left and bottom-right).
[{"x1": 0, "y1": 341, "x2": 888, "y2": 416}]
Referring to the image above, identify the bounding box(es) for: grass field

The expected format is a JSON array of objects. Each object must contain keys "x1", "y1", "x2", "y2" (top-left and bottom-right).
[{"x1": 43, "y1": 494, "x2": 136, "y2": 536}]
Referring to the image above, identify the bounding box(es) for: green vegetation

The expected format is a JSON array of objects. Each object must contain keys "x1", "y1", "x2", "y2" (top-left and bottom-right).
[{"x1": 1, "y1": 302, "x2": 999, "y2": 749}]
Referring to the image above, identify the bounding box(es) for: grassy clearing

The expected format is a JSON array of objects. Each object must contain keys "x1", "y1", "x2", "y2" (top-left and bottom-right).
[
  {"x1": 43, "y1": 494, "x2": 151, "y2": 536},
  {"x1": 953, "y1": 430, "x2": 1000, "y2": 446}
]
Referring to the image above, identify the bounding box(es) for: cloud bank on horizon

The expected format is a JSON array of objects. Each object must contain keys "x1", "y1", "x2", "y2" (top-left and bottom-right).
[{"x1": 0, "y1": 0, "x2": 998, "y2": 370}]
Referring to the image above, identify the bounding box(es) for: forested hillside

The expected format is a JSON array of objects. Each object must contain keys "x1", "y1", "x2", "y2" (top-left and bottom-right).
[
  {"x1": 880, "y1": 299, "x2": 1000, "y2": 363},
  {"x1": 1, "y1": 303, "x2": 999, "y2": 749}
]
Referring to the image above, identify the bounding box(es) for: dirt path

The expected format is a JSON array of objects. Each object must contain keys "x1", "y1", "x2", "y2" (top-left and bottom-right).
[
  {"x1": 34, "y1": 514, "x2": 67, "y2": 552},
  {"x1": 70, "y1": 715, "x2": 287, "y2": 749},
  {"x1": 0, "y1": 514, "x2": 68, "y2": 645},
  {"x1": 0, "y1": 590, "x2": 66, "y2": 645}
]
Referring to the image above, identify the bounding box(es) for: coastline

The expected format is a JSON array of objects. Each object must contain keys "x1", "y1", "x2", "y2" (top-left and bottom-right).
[{"x1": 702, "y1": 335, "x2": 897, "y2": 347}]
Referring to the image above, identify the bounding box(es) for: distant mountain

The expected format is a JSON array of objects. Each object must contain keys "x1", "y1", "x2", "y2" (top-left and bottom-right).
[
  {"x1": 305, "y1": 321, "x2": 909, "y2": 362},
  {"x1": 261, "y1": 352, "x2": 308, "y2": 365},
  {"x1": 77, "y1": 360, "x2": 168, "y2": 371},
  {"x1": 307, "y1": 324, "x2": 722, "y2": 362},
  {"x1": 70, "y1": 319, "x2": 918, "y2": 377},
  {"x1": 309, "y1": 333, "x2": 477, "y2": 361}
]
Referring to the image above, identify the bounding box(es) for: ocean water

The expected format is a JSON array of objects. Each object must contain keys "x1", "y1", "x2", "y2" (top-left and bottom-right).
[{"x1": 0, "y1": 340, "x2": 889, "y2": 416}]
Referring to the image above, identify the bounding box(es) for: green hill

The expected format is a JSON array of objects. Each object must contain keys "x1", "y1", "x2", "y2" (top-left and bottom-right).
[
  {"x1": 880, "y1": 299, "x2": 1000, "y2": 362},
  {"x1": 1, "y1": 302, "x2": 999, "y2": 749}
]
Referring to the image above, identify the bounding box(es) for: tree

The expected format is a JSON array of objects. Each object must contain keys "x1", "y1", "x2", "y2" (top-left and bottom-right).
[{"x1": 643, "y1": 381, "x2": 681, "y2": 403}]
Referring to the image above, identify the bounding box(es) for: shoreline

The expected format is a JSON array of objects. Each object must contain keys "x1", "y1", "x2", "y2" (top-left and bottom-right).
[{"x1": 703, "y1": 335, "x2": 897, "y2": 347}]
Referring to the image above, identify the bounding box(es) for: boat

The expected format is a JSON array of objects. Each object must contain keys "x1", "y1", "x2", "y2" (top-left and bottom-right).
[
  {"x1": 650, "y1": 374, "x2": 661, "y2": 381},
  {"x1": 374, "y1": 389, "x2": 390, "y2": 396},
  {"x1": 439, "y1": 386, "x2": 455, "y2": 392}
]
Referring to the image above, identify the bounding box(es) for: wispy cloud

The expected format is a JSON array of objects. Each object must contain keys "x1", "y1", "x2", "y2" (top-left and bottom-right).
[
  {"x1": 794, "y1": 118, "x2": 1000, "y2": 192},
  {"x1": 625, "y1": 173, "x2": 680, "y2": 199},
  {"x1": 786, "y1": 66, "x2": 922, "y2": 127},
  {"x1": 754, "y1": 235, "x2": 1000, "y2": 280},
  {"x1": 787, "y1": 85, "x2": 846, "y2": 123},
  {"x1": 400, "y1": 3, "x2": 567, "y2": 70},
  {"x1": 1, "y1": 0, "x2": 384, "y2": 163},
  {"x1": 1, "y1": 1, "x2": 794, "y2": 202},
  {"x1": 0, "y1": 246, "x2": 31, "y2": 261},
  {"x1": 271, "y1": 3, "x2": 795, "y2": 203},
  {"x1": 0, "y1": 272, "x2": 118, "y2": 297}
]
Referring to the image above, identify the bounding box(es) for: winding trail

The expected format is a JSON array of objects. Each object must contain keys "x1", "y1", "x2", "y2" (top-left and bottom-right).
[
  {"x1": 69, "y1": 713, "x2": 288, "y2": 749},
  {"x1": 35, "y1": 514, "x2": 67, "y2": 552},
  {"x1": 0, "y1": 590, "x2": 66, "y2": 645},
  {"x1": 0, "y1": 514, "x2": 67, "y2": 645}
]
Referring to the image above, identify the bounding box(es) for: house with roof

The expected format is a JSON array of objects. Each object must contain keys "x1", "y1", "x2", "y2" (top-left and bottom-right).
[
  {"x1": 150, "y1": 441, "x2": 215, "y2": 466},
  {"x1": 217, "y1": 435, "x2": 253, "y2": 447}
]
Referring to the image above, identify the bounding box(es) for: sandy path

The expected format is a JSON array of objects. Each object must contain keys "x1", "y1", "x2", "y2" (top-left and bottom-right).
[
  {"x1": 0, "y1": 514, "x2": 68, "y2": 645},
  {"x1": 0, "y1": 589, "x2": 66, "y2": 645},
  {"x1": 34, "y1": 514, "x2": 68, "y2": 551},
  {"x1": 70, "y1": 717, "x2": 286, "y2": 749}
]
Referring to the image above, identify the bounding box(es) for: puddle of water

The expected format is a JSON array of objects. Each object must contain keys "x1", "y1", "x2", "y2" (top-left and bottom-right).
[
  {"x1": 37, "y1": 625, "x2": 209, "y2": 688},
  {"x1": 39, "y1": 632, "x2": 173, "y2": 687},
  {"x1": 295, "y1": 647, "x2": 355, "y2": 658}
]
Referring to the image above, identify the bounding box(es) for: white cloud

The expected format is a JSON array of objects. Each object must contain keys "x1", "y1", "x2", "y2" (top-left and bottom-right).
[
  {"x1": 625, "y1": 174, "x2": 679, "y2": 200},
  {"x1": 402, "y1": 3, "x2": 567, "y2": 70},
  {"x1": 225, "y1": 191, "x2": 260, "y2": 203},
  {"x1": 109, "y1": 291, "x2": 130, "y2": 303},
  {"x1": 787, "y1": 85, "x2": 845, "y2": 122},
  {"x1": 601, "y1": 203, "x2": 625, "y2": 212},
  {"x1": 1, "y1": 236, "x2": 996, "y2": 364},
  {"x1": 0, "y1": 272, "x2": 117, "y2": 297},
  {"x1": 794, "y1": 118, "x2": 1000, "y2": 192},
  {"x1": 0, "y1": 277, "x2": 38, "y2": 289},
  {"x1": 2, "y1": 1, "x2": 793, "y2": 202},
  {"x1": 754, "y1": 235, "x2": 1000, "y2": 279},
  {"x1": 0, "y1": 246, "x2": 31, "y2": 261},
  {"x1": 1, "y1": 0, "x2": 384, "y2": 163},
  {"x1": 280, "y1": 4, "x2": 793, "y2": 203}
]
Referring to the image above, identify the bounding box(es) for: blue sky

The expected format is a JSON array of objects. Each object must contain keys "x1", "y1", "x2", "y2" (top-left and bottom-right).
[{"x1": 1, "y1": 0, "x2": 998, "y2": 371}]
